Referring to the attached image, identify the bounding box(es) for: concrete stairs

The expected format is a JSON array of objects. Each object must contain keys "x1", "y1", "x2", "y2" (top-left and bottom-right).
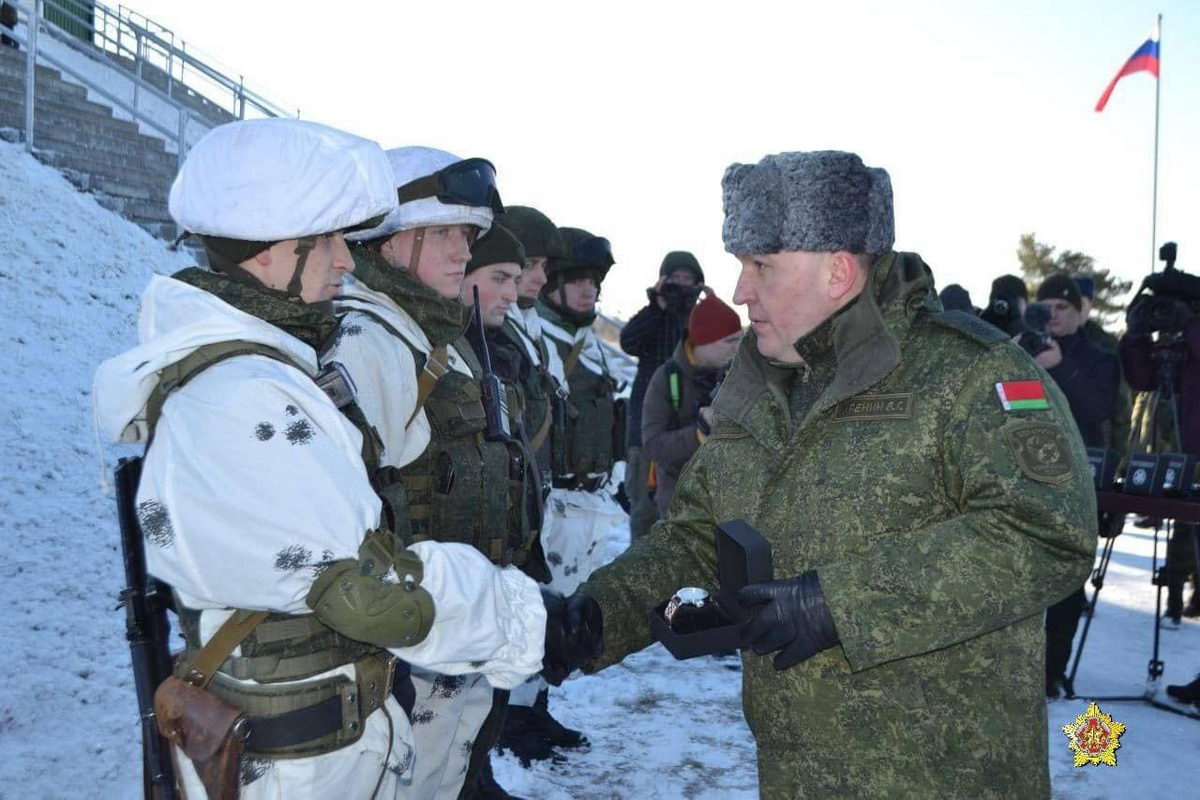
[{"x1": 0, "y1": 42, "x2": 181, "y2": 240}]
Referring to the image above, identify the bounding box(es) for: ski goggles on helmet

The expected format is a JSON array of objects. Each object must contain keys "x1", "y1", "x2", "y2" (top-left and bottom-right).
[
  {"x1": 396, "y1": 157, "x2": 504, "y2": 214},
  {"x1": 571, "y1": 235, "x2": 614, "y2": 268}
]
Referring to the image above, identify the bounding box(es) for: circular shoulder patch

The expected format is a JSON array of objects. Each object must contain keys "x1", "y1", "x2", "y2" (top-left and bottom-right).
[{"x1": 1004, "y1": 421, "x2": 1074, "y2": 485}]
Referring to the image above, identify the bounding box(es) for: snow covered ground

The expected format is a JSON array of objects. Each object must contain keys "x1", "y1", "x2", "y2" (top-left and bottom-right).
[{"x1": 2, "y1": 142, "x2": 1199, "y2": 800}]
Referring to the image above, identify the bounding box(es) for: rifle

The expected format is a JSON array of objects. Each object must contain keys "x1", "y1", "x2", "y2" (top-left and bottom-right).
[
  {"x1": 472, "y1": 285, "x2": 512, "y2": 442},
  {"x1": 115, "y1": 456, "x2": 180, "y2": 800}
]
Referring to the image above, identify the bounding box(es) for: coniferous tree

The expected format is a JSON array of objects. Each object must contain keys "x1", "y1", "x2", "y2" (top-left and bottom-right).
[{"x1": 1016, "y1": 233, "x2": 1132, "y2": 325}]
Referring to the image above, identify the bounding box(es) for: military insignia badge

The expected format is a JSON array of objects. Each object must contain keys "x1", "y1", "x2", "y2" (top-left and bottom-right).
[
  {"x1": 995, "y1": 380, "x2": 1050, "y2": 411},
  {"x1": 1062, "y1": 701, "x2": 1126, "y2": 767},
  {"x1": 1004, "y1": 421, "x2": 1073, "y2": 484}
]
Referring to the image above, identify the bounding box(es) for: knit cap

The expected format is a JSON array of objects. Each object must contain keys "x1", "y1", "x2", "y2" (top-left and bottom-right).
[
  {"x1": 689, "y1": 293, "x2": 742, "y2": 346},
  {"x1": 1036, "y1": 273, "x2": 1082, "y2": 311}
]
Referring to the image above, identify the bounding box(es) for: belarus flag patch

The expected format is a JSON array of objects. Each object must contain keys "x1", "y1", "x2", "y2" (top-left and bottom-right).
[{"x1": 996, "y1": 380, "x2": 1050, "y2": 411}]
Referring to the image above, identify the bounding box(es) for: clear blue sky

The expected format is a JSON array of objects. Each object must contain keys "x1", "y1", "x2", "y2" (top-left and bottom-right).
[{"x1": 131, "y1": 0, "x2": 1197, "y2": 322}]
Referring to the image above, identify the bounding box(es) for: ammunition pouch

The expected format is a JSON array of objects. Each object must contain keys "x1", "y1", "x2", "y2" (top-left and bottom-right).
[
  {"x1": 556, "y1": 371, "x2": 619, "y2": 479},
  {"x1": 401, "y1": 366, "x2": 534, "y2": 566}
]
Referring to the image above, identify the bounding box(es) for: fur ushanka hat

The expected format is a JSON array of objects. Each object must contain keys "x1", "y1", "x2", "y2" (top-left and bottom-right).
[{"x1": 721, "y1": 150, "x2": 894, "y2": 256}]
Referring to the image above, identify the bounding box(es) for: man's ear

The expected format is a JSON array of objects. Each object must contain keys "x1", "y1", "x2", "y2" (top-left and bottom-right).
[
  {"x1": 827, "y1": 251, "x2": 862, "y2": 301},
  {"x1": 252, "y1": 246, "x2": 274, "y2": 267}
]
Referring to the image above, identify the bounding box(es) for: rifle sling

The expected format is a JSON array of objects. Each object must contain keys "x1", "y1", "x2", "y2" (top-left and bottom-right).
[
  {"x1": 182, "y1": 610, "x2": 269, "y2": 689},
  {"x1": 561, "y1": 337, "x2": 587, "y2": 378},
  {"x1": 529, "y1": 406, "x2": 553, "y2": 453},
  {"x1": 343, "y1": 305, "x2": 453, "y2": 428}
]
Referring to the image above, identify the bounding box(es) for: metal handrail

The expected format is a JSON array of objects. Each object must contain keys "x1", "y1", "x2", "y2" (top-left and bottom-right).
[
  {"x1": 35, "y1": 0, "x2": 295, "y2": 121},
  {"x1": 11, "y1": 0, "x2": 192, "y2": 168}
]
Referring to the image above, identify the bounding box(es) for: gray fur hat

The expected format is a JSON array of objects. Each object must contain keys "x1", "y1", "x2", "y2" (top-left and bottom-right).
[{"x1": 721, "y1": 150, "x2": 894, "y2": 256}]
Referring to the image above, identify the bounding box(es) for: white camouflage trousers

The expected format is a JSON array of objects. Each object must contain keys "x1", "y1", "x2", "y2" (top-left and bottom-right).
[{"x1": 401, "y1": 667, "x2": 494, "y2": 799}]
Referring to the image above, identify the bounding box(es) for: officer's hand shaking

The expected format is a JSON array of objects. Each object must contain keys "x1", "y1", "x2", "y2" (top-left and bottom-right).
[
  {"x1": 737, "y1": 571, "x2": 839, "y2": 671},
  {"x1": 540, "y1": 589, "x2": 604, "y2": 685}
]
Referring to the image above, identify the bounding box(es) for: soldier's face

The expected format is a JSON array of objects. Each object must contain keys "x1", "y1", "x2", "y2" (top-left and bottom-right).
[
  {"x1": 1045, "y1": 299, "x2": 1082, "y2": 337},
  {"x1": 462, "y1": 262, "x2": 521, "y2": 327},
  {"x1": 518, "y1": 257, "x2": 548, "y2": 301},
  {"x1": 734, "y1": 250, "x2": 843, "y2": 362},
  {"x1": 252, "y1": 233, "x2": 354, "y2": 304},
  {"x1": 381, "y1": 225, "x2": 477, "y2": 300},
  {"x1": 562, "y1": 277, "x2": 599, "y2": 314}
]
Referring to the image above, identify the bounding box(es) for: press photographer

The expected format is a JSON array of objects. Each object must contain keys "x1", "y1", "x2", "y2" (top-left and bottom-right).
[
  {"x1": 1034, "y1": 273, "x2": 1120, "y2": 698},
  {"x1": 620, "y1": 251, "x2": 706, "y2": 540},
  {"x1": 1119, "y1": 242, "x2": 1200, "y2": 622}
]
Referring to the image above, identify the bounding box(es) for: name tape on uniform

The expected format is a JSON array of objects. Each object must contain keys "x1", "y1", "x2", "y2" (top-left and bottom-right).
[{"x1": 833, "y1": 393, "x2": 914, "y2": 422}]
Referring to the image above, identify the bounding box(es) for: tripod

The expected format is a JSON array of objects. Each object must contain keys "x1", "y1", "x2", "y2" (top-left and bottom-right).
[{"x1": 1066, "y1": 339, "x2": 1200, "y2": 719}]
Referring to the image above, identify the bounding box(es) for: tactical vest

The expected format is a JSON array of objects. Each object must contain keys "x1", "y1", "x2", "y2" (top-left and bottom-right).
[
  {"x1": 350, "y1": 307, "x2": 535, "y2": 567},
  {"x1": 549, "y1": 334, "x2": 623, "y2": 481},
  {"x1": 501, "y1": 319, "x2": 557, "y2": 474},
  {"x1": 144, "y1": 340, "x2": 398, "y2": 758}
]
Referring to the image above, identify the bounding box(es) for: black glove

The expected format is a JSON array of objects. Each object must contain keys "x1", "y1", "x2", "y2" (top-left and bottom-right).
[
  {"x1": 737, "y1": 571, "x2": 839, "y2": 671},
  {"x1": 540, "y1": 589, "x2": 604, "y2": 685}
]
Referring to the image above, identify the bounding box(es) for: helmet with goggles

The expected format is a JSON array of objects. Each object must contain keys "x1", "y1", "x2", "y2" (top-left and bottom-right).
[{"x1": 347, "y1": 147, "x2": 501, "y2": 243}]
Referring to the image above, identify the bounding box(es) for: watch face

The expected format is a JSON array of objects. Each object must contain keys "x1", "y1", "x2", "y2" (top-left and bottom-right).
[
  {"x1": 1134, "y1": 467, "x2": 1148, "y2": 486},
  {"x1": 675, "y1": 587, "x2": 709, "y2": 606}
]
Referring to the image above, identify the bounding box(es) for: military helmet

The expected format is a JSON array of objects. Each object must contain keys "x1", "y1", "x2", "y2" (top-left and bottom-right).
[
  {"x1": 545, "y1": 226, "x2": 614, "y2": 290},
  {"x1": 170, "y1": 118, "x2": 396, "y2": 296},
  {"x1": 347, "y1": 146, "x2": 500, "y2": 243},
  {"x1": 171, "y1": 118, "x2": 396, "y2": 250},
  {"x1": 499, "y1": 206, "x2": 567, "y2": 260}
]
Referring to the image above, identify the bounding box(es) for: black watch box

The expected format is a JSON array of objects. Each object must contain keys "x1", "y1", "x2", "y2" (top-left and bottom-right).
[
  {"x1": 648, "y1": 519, "x2": 773, "y2": 660},
  {"x1": 1086, "y1": 448, "x2": 1118, "y2": 491}
]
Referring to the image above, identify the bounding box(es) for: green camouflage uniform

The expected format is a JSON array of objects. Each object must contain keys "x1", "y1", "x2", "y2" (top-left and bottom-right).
[{"x1": 580, "y1": 252, "x2": 1097, "y2": 799}]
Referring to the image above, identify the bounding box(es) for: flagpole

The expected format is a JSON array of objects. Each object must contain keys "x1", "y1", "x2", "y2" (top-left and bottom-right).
[{"x1": 1150, "y1": 13, "x2": 1162, "y2": 272}]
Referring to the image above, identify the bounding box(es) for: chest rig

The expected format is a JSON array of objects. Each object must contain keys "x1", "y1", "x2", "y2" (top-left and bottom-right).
[
  {"x1": 501, "y1": 320, "x2": 559, "y2": 474},
  {"x1": 550, "y1": 335, "x2": 621, "y2": 482},
  {"x1": 352, "y1": 304, "x2": 535, "y2": 567}
]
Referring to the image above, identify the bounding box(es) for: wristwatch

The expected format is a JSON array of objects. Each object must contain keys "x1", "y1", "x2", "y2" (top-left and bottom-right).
[{"x1": 664, "y1": 587, "x2": 710, "y2": 626}]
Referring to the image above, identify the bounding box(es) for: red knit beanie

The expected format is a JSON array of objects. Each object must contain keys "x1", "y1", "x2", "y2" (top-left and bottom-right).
[{"x1": 689, "y1": 293, "x2": 742, "y2": 346}]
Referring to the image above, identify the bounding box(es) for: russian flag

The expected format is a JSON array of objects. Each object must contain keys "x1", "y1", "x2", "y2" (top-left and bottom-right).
[{"x1": 1096, "y1": 24, "x2": 1160, "y2": 112}]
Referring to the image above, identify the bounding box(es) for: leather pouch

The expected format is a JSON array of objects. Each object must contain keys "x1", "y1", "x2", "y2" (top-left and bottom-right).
[{"x1": 155, "y1": 675, "x2": 245, "y2": 800}]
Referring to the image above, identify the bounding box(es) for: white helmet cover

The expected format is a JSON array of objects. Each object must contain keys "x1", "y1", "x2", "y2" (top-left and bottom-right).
[
  {"x1": 346, "y1": 146, "x2": 495, "y2": 242},
  {"x1": 169, "y1": 118, "x2": 398, "y2": 241}
]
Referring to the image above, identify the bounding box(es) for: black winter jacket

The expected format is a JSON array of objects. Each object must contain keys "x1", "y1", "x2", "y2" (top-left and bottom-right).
[{"x1": 1047, "y1": 330, "x2": 1120, "y2": 447}]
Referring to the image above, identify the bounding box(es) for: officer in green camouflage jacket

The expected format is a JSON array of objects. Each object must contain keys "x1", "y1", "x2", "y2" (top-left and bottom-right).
[{"x1": 575, "y1": 151, "x2": 1097, "y2": 799}]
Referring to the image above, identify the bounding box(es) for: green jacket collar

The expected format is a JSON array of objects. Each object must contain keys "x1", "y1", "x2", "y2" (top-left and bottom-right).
[
  {"x1": 536, "y1": 298, "x2": 596, "y2": 334},
  {"x1": 715, "y1": 251, "x2": 939, "y2": 449},
  {"x1": 350, "y1": 247, "x2": 469, "y2": 347},
  {"x1": 172, "y1": 267, "x2": 339, "y2": 354}
]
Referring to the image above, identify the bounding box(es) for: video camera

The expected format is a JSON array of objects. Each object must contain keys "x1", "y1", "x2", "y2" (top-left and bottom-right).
[
  {"x1": 1016, "y1": 302, "x2": 1053, "y2": 358},
  {"x1": 1127, "y1": 243, "x2": 1200, "y2": 336},
  {"x1": 980, "y1": 294, "x2": 1023, "y2": 337},
  {"x1": 655, "y1": 281, "x2": 703, "y2": 314}
]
